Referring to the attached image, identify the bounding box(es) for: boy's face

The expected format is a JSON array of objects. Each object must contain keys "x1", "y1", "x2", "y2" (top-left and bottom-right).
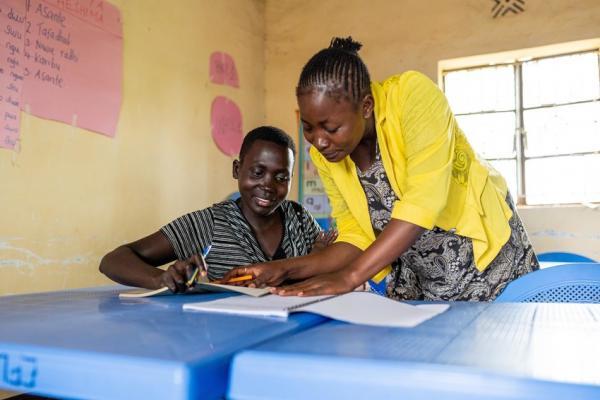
[{"x1": 233, "y1": 140, "x2": 294, "y2": 218}]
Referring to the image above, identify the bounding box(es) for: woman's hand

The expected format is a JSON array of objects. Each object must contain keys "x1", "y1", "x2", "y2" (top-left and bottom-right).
[
  {"x1": 273, "y1": 270, "x2": 358, "y2": 297},
  {"x1": 158, "y1": 255, "x2": 207, "y2": 293},
  {"x1": 219, "y1": 262, "x2": 290, "y2": 287}
]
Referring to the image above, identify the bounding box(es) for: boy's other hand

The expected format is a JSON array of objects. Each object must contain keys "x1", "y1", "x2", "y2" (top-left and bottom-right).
[{"x1": 219, "y1": 263, "x2": 288, "y2": 287}]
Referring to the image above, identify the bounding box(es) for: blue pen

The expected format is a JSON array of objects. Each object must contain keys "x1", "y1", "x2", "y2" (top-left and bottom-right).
[
  {"x1": 187, "y1": 244, "x2": 212, "y2": 286},
  {"x1": 201, "y1": 244, "x2": 212, "y2": 271}
]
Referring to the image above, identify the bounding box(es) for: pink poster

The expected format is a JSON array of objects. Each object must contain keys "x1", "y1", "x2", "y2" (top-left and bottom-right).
[
  {"x1": 209, "y1": 51, "x2": 239, "y2": 88},
  {"x1": 20, "y1": 0, "x2": 122, "y2": 137},
  {"x1": 0, "y1": 0, "x2": 122, "y2": 149},
  {"x1": 0, "y1": 0, "x2": 26, "y2": 149},
  {"x1": 211, "y1": 96, "x2": 243, "y2": 157}
]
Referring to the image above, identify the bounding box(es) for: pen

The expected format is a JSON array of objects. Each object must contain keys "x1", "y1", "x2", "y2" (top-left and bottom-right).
[{"x1": 186, "y1": 244, "x2": 212, "y2": 287}]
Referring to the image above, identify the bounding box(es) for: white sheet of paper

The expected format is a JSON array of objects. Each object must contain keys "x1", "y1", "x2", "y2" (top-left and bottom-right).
[
  {"x1": 299, "y1": 291, "x2": 449, "y2": 328},
  {"x1": 183, "y1": 294, "x2": 332, "y2": 317},
  {"x1": 183, "y1": 291, "x2": 448, "y2": 327}
]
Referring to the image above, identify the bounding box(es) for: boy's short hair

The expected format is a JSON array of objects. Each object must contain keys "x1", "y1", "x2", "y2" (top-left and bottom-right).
[{"x1": 239, "y1": 126, "x2": 296, "y2": 161}]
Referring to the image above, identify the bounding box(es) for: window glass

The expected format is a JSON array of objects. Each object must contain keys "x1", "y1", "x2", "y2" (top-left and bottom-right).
[
  {"x1": 525, "y1": 154, "x2": 600, "y2": 204},
  {"x1": 522, "y1": 52, "x2": 600, "y2": 107},
  {"x1": 524, "y1": 102, "x2": 600, "y2": 157},
  {"x1": 445, "y1": 65, "x2": 515, "y2": 114}
]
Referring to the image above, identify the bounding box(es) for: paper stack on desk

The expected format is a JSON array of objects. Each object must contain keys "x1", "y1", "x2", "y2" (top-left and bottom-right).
[{"x1": 183, "y1": 291, "x2": 449, "y2": 328}]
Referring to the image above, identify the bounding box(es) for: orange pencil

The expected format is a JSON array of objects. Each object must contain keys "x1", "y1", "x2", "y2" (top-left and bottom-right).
[{"x1": 224, "y1": 274, "x2": 254, "y2": 284}]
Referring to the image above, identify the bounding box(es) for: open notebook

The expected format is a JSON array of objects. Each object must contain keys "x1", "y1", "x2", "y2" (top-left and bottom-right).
[
  {"x1": 183, "y1": 291, "x2": 449, "y2": 328},
  {"x1": 118, "y1": 282, "x2": 270, "y2": 299}
]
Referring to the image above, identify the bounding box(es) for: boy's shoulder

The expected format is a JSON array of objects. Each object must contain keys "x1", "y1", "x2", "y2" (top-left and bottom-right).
[
  {"x1": 207, "y1": 199, "x2": 242, "y2": 217},
  {"x1": 178, "y1": 200, "x2": 238, "y2": 221}
]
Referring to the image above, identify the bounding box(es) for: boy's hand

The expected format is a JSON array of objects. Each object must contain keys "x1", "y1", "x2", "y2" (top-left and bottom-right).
[
  {"x1": 219, "y1": 263, "x2": 288, "y2": 287},
  {"x1": 159, "y1": 255, "x2": 206, "y2": 293}
]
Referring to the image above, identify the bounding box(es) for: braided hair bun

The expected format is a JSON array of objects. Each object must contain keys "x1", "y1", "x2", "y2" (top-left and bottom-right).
[{"x1": 329, "y1": 36, "x2": 363, "y2": 54}]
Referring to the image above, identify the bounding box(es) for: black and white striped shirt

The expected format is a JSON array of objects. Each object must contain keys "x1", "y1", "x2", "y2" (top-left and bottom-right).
[{"x1": 160, "y1": 200, "x2": 321, "y2": 280}]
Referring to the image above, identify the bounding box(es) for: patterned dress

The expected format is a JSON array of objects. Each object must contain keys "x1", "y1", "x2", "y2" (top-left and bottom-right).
[{"x1": 357, "y1": 144, "x2": 539, "y2": 301}]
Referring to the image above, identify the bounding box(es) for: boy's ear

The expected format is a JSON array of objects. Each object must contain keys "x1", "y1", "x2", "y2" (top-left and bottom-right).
[{"x1": 232, "y1": 159, "x2": 240, "y2": 179}]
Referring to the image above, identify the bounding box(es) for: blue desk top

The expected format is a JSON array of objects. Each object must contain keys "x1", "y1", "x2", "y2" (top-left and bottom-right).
[
  {"x1": 228, "y1": 302, "x2": 600, "y2": 400},
  {"x1": 0, "y1": 286, "x2": 326, "y2": 400}
]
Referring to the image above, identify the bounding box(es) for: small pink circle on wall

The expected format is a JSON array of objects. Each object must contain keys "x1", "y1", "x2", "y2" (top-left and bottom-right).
[{"x1": 211, "y1": 96, "x2": 243, "y2": 156}]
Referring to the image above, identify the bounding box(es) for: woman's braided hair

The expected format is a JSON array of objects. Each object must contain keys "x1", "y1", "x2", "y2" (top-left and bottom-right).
[{"x1": 296, "y1": 36, "x2": 371, "y2": 105}]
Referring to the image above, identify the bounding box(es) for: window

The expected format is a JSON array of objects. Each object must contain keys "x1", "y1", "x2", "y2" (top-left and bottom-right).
[{"x1": 442, "y1": 50, "x2": 600, "y2": 205}]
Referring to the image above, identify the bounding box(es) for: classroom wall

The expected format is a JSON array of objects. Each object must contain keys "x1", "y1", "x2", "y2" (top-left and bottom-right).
[
  {"x1": 3, "y1": 0, "x2": 600, "y2": 300},
  {"x1": 0, "y1": 0, "x2": 266, "y2": 296},
  {"x1": 264, "y1": 0, "x2": 600, "y2": 261}
]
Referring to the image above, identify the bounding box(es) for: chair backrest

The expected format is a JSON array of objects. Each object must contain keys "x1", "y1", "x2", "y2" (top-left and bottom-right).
[
  {"x1": 496, "y1": 263, "x2": 600, "y2": 303},
  {"x1": 537, "y1": 251, "x2": 596, "y2": 263}
]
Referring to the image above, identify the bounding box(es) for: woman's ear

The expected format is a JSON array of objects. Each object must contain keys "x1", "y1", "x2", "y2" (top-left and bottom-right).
[
  {"x1": 361, "y1": 94, "x2": 375, "y2": 119},
  {"x1": 232, "y1": 159, "x2": 240, "y2": 179}
]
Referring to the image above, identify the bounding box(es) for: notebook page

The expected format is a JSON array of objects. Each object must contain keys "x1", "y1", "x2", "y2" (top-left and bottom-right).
[
  {"x1": 183, "y1": 294, "x2": 332, "y2": 318},
  {"x1": 299, "y1": 291, "x2": 449, "y2": 328}
]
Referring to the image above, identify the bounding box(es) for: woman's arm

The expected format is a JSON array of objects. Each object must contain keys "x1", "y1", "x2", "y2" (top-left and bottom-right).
[
  {"x1": 220, "y1": 241, "x2": 362, "y2": 286},
  {"x1": 344, "y1": 219, "x2": 424, "y2": 286},
  {"x1": 276, "y1": 219, "x2": 424, "y2": 296},
  {"x1": 288, "y1": 241, "x2": 362, "y2": 278}
]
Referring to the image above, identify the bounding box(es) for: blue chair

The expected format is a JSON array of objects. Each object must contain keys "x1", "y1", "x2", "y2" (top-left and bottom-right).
[
  {"x1": 537, "y1": 251, "x2": 596, "y2": 263},
  {"x1": 496, "y1": 263, "x2": 600, "y2": 303}
]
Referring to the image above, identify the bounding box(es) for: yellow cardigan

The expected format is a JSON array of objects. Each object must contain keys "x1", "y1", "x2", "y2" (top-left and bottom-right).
[{"x1": 310, "y1": 71, "x2": 513, "y2": 281}]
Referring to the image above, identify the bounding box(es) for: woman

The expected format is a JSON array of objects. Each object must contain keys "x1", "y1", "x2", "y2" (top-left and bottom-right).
[{"x1": 223, "y1": 37, "x2": 539, "y2": 301}]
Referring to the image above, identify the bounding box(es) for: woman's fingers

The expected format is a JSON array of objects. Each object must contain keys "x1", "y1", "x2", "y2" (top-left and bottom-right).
[
  {"x1": 274, "y1": 271, "x2": 350, "y2": 297},
  {"x1": 275, "y1": 280, "x2": 317, "y2": 296},
  {"x1": 294, "y1": 285, "x2": 330, "y2": 297}
]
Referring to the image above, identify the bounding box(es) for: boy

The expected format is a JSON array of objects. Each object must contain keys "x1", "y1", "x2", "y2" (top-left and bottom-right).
[{"x1": 100, "y1": 126, "x2": 334, "y2": 292}]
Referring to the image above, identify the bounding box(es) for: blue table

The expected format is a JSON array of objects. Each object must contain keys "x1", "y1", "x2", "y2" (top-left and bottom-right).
[
  {"x1": 228, "y1": 302, "x2": 600, "y2": 400},
  {"x1": 0, "y1": 286, "x2": 326, "y2": 399}
]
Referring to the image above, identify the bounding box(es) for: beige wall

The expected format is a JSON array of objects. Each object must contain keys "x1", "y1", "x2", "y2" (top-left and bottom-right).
[
  {"x1": 265, "y1": 0, "x2": 600, "y2": 260},
  {"x1": 0, "y1": 0, "x2": 265, "y2": 296}
]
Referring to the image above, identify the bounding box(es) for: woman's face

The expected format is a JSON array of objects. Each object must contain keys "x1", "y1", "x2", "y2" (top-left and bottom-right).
[
  {"x1": 233, "y1": 140, "x2": 294, "y2": 218},
  {"x1": 298, "y1": 90, "x2": 367, "y2": 163}
]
